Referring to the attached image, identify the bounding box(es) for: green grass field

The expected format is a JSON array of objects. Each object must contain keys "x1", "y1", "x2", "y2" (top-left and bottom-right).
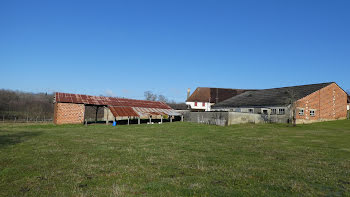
[{"x1": 1, "y1": 121, "x2": 350, "y2": 196}]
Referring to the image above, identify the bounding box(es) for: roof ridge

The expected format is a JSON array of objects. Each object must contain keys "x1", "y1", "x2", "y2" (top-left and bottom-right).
[
  {"x1": 259, "y1": 82, "x2": 334, "y2": 91},
  {"x1": 55, "y1": 92, "x2": 166, "y2": 103},
  {"x1": 212, "y1": 82, "x2": 335, "y2": 108},
  {"x1": 195, "y1": 87, "x2": 254, "y2": 90}
]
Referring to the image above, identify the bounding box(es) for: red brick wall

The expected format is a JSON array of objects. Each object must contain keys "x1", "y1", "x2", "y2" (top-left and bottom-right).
[
  {"x1": 295, "y1": 83, "x2": 347, "y2": 123},
  {"x1": 53, "y1": 103, "x2": 85, "y2": 124}
]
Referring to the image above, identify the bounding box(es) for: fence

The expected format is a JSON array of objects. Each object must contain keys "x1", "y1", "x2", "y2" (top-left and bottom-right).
[{"x1": 0, "y1": 114, "x2": 53, "y2": 123}]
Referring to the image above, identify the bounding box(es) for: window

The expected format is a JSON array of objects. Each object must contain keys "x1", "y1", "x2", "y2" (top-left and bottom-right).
[
  {"x1": 248, "y1": 109, "x2": 254, "y2": 113},
  {"x1": 262, "y1": 110, "x2": 268, "y2": 115},
  {"x1": 202, "y1": 102, "x2": 205, "y2": 107},
  {"x1": 310, "y1": 110, "x2": 315, "y2": 116},
  {"x1": 271, "y1": 109, "x2": 277, "y2": 115},
  {"x1": 299, "y1": 108, "x2": 304, "y2": 116},
  {"x1": 194, "y1": 102, "x2": 197, "y2": 106},
  {"x1": 235, "y1": 108, "x2": 241, "y2": 112},
  {"x1": 278, "y1": 108, "x2": 285, "y2": 115}
]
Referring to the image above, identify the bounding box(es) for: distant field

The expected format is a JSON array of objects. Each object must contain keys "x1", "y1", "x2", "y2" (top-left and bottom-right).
[{"x1": 0, "y1": 121, "x2": 350, "y2": 196}]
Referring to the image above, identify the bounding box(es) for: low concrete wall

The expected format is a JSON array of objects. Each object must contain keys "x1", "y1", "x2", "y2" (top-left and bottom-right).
[
  {"x1": 185, "y1": 112, "x2": 228, "y2": 126},
  {"x1": 227, "y1": 112, "x2": 265, "y2": 125},
  {"x1": 185, "y1": 111, "x2": 290, "y2": 126}
]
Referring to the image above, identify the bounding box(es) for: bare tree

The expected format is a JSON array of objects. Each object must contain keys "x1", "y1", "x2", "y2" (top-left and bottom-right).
[
  {"x1": 144, "y1": 91, "x2": 157, "y2": 101},
  {"x1": 157, "y1": 95, "x2": 168, "y2": 103}
]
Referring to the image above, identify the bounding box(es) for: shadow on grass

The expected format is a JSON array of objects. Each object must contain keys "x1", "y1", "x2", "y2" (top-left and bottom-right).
[{"x1": 0, "y1": 131, "x2": 42, "y2": 148}]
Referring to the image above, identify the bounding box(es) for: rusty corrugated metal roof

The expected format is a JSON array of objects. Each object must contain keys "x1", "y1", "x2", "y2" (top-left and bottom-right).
[
  {"x1": 55, "y1": 92, "x2": 171, "y2": 109},
  {"x1": 108, "y1": 106, "x2": 139, "y2": 117}
]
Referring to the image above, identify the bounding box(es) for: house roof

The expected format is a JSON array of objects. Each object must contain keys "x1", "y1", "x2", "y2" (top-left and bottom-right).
[
  {"x1": 186, "y1": 87, "x2": 252, "y2": 103},
  {"x1": 212, "y1": 82, "x2": 334, "y2": 108},
  {"x1": 54, "y1": 92, "x2": 181, "y2": 117}
]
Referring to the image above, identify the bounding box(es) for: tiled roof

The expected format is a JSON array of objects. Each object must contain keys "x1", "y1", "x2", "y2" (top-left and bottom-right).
[{"x1": 186, "y1": 87, "x2": 252, "y2": 103}]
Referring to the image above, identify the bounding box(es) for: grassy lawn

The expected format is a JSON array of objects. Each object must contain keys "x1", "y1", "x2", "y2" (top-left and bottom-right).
[{"x1": 0, "y1": 121, "x2": 350, "y2": 196}]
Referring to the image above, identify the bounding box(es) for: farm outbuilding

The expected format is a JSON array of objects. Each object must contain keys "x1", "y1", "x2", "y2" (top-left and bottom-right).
[
  {"x1": 53, "y1": 92, "x2": 181, "y2": 125},
  {"x1": 212, "y1": 82, "x2": 348, "y2": 124}
]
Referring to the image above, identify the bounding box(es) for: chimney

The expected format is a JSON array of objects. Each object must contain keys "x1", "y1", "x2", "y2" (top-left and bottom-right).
[{"x1": 187, "y1": 88, "x2": 191, "y2": 99}]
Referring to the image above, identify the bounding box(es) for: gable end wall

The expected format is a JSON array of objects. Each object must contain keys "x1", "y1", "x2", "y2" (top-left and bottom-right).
[
  {"x1": 53, "y1": 103, "x2": 85, "y2": 124},
  {"x1": 295, "y1": 83, "x2": 347, "y2": 123}
]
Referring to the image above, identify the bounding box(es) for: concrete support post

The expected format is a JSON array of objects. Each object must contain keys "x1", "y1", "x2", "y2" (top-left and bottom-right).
[
  {"x1": 138, "y1": 117, "x2": 140, "y2": 124},
  {"x1": 106, "y1": 107, "x2": 109, "y2": 125},
  {"x1": 95, "y1": 106, "x2": 99, "y2": 123},
  {"x1": 181, "y1": 115, "x2": 184, "y2": 122},
  {"x1": 161, "y1": 116, "x2": 163, "y2": 124},
  {"x1": 127, "y1": 117, "x2": 130, "y2": 125},
  {"x1": 149, "y1": 116, "x2": 152, "y2": 124},
  {"x1": 170, "y1": 115, "x2": 173, "y2": 123}
]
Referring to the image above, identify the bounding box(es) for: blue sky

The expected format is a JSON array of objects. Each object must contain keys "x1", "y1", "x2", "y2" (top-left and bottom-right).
[{"x1": 1, "y1": 0, "x2": 349, "y2": 102}]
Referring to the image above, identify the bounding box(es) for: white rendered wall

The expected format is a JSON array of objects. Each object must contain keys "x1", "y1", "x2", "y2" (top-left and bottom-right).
[{"x1": 186, "y1": 102, "x2": 214, "y2": 111}]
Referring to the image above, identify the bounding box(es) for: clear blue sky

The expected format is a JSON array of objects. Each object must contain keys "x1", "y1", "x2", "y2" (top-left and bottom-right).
[{"x1": 1, "y1": 0, "x2": 349, "y2": 102}]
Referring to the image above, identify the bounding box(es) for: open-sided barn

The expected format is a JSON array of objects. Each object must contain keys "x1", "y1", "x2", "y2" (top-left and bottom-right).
[{"x1": 53, "y1": 92, "x2": 181, "y2": 125}]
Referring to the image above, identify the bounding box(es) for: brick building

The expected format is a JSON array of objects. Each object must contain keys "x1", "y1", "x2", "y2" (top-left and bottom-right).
[
  {"x1": 212, "y1": 82, "x2": 348, "y2": 124},
  {"x1": 53, "y1": 92, "x2": 180, "y2": 125}
]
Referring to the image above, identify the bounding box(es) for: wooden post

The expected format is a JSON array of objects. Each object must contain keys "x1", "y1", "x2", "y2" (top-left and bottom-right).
[
  {"x1": 161, "y1": 116, "x2": 163, "y2": 124},
  {"x1": 85, "y1": 119, "x2": 87, "y2": 126},
  {"x1": 127, "y1": 117, "x2": 130, "y2": 125},
  {"x1": 170, "y1": 115, "x2": 172, "y2": 123},
  {"x1": 26, "y1": 114, "x2": 29, "y2": 123},
  {"x1": 138, "y1": 117, "x2": 140, "y2": 124}
]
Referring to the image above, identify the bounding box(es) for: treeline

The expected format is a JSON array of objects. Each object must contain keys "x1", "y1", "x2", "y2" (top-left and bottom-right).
[{"x1": 0, "y1": 89, "x2": 54, "y2": 120}]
